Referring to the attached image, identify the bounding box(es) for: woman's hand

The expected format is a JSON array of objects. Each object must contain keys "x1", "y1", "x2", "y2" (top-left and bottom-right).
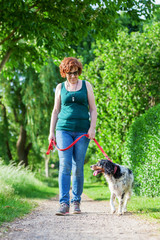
[
  {"x1": 87, "y1": 127, "x2": 96, "y2": 140},
  {"x1": 48, "y1": 132, "x2": 56, "y2": 143}
]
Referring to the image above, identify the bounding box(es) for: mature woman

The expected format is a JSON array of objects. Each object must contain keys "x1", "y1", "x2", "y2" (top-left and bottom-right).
[{"x1": 49, "y1": 57, "x2": 97, "y2": 215}]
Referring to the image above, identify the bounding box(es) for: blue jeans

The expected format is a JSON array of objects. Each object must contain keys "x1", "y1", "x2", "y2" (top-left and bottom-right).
[{"x1": 56, "y1": 130, "x2": 90, "y2": 206}]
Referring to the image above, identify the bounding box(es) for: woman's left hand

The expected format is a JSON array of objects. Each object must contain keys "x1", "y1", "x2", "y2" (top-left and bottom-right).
[{"x1": 87, "y1": 127, "x2": 96, "y2": 140}]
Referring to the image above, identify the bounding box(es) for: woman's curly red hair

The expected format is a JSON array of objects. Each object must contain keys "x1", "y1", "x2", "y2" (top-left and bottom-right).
[{"x1": 59, "y1": 57, "x2": 83, "y2": 78}]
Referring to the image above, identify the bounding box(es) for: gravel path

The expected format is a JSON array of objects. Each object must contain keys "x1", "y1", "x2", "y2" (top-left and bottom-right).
[{"x1": 1, "y1": 194, "x2": 160, "y2": 240}]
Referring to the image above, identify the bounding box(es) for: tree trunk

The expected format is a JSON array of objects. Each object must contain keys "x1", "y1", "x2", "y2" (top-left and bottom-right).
[
  {"x1": 45, "y1": 155, "x2": 50, "y2": 178},
  {"x1": 44, "y1": 148, "x2": 56, "y2": 177},
  {"x1": 0, "y1": 102, "x2": 13, "y2": 160},
  {"x1": 0, "y1": 48, "x2": 12, "y2": 72},
  {"x1": 6, "y1": 140, "x2": 12, "y2": 160},
  {"x1": 16, "y1": 125, "x2": 31, "y2": 166}
]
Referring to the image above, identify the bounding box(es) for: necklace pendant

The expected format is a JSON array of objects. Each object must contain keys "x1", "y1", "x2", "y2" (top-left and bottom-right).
[{"x1": 72, "y1": 96, "x2": 75, "y2": 102}]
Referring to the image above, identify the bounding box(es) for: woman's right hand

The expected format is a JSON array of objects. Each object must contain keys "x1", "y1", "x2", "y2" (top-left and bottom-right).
[{"x1": 48, "y1": 133, "x2": 56, "y2": 143}]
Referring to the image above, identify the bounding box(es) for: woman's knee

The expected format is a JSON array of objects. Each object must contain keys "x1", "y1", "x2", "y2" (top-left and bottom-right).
[
  {"x1": 59, "y1": 160, "x2": 72, "y2": 175},
  {"x1": 72, "y1": 164, "x2": 84, "y2": 177}
]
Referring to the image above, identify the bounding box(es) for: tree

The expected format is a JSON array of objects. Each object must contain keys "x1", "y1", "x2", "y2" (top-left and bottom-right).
[
  {"x1": 0, "y1": 0, "x2": 155, "y2": 72},
  {"x1": 71, "y1": 33, "x2": 96, "y2": 65},
  {"x1": 82, "y1": 21, "x2": 160, "y2": 163},
  {"x1": 117, "y1": 12, "x2": 144, "y2": 34},
  {"x1": 0, "y1": 58, "x2": 62, "y2": 166}
]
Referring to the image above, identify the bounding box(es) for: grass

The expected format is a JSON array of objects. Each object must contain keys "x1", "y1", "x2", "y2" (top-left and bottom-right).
[
  {"x1": 127, "y1": 196, "x2": 160, "y2": 221},
  {"x1": 84, "y1": 182, "x2": 110, "y2": 201},
  {"x1": 0, "y1": 191, "x2": 35, "y2": 224},
  {"x1": 0, "y1": 160, "x2": 59, "y2": 226},
  {"x1": 83, "y1": 181, "x2": 160, "y2": 223}
]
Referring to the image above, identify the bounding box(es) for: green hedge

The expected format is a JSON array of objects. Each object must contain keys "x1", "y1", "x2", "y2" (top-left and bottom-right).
[{"x1": 122, "y1": 104, "x2": 160, "y2": 197}]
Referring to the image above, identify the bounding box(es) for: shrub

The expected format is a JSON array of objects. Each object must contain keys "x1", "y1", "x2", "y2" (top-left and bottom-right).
[{"x1": 122, "y1": 104, "x2": 160, "y2": 197}]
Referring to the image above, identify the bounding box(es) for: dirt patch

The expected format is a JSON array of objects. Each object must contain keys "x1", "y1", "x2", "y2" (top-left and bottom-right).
[{"x1": 1, "y1": 194, "x2": 160, "y2": 240}]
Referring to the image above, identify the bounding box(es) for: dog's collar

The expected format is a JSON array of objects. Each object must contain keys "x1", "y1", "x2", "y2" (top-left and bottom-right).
[{"x1": 114, "y1": 165, "x2": 118, "y2": 174}]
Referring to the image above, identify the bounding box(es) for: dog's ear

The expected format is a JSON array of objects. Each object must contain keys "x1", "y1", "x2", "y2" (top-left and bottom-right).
[
  {"x1": 103, "y1": 160, "x2": 116, "y2": 174},
  {"x1": 99, "y1": 159, "x2": 107, "y2": 167}
]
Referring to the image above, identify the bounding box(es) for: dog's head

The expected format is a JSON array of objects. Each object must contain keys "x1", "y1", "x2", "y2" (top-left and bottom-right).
[{"x1": 90, "y1": 159, "x2": 117, "y2": 176}]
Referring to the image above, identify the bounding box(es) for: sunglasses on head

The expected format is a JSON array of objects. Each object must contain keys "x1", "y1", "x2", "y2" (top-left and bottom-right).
[{"x1": 67, "y1": 71, "x2": 78, "y2": 76}]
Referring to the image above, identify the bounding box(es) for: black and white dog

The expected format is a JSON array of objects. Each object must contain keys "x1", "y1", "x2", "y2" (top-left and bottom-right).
[{"x1": 90, "y1": 159, "x2": 134, "y2": 215}]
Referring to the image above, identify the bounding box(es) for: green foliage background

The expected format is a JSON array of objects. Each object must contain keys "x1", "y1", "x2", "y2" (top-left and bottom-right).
[{"x1": 82, "y1": 22, "x2": 160, "y2": 164}]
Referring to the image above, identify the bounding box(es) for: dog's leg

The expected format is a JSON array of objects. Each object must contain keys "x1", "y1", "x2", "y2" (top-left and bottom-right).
[
  {"x1": 123, "y1": 191, "x2": 131, "y2": 213},
  {"x1": 118, "y1": 192, "x2": 125, "y2": 215},
  {"x1": 110, "y1": 193, "x2": 116, "y2": 214}
]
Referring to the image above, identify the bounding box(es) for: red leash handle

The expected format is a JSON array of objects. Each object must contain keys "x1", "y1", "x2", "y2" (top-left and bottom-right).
[{"x1": 46, "y1": 134, "x2": 112, "y2": 162}]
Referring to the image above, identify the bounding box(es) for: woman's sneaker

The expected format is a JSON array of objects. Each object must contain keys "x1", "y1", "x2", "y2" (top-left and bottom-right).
[
  {"x1": 72, "y1": 202, "x2": 81, "y2": 214},
  {"x1": 56, "y1": 203, "x2": 69, "y2": 216}
]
